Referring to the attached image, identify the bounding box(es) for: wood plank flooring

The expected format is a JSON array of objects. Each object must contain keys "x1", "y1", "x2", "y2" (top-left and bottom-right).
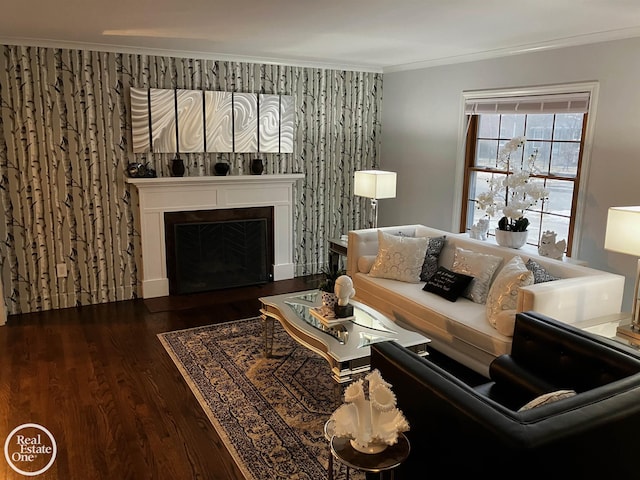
[{"x1": 0, "y1": 275, "x2": 321, "y2": 480}]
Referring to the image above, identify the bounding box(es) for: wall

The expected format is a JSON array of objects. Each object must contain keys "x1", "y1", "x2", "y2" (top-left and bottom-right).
[
  {"x1": 0, "y1": 45, "x2": 382, "y2": 315},
  {"x1": 379, "y1": 37, "x2": 640, "y2": 312}
]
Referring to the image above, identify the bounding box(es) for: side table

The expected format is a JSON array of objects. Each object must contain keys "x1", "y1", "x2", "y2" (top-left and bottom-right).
[
  {"x1": 330, "y1": 434, "x2": 410, "y2": 480},
  {"x1": 328, "y1": 237, "x2": 348, "y2": 272}
]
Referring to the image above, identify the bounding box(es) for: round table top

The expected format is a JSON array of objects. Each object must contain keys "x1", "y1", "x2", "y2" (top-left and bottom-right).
[{"x1": 330, "y1": 433, "x2": 410, "y2": 473}]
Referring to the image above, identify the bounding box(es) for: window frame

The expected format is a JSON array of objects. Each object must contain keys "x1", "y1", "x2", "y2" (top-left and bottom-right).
[{"x1": 454, "y1": 82, "x2": 599, "y2": 259}]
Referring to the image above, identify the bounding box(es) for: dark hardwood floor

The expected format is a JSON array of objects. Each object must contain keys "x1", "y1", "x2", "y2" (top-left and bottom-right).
[{"x1": 0, "y1": 275, "x2": 321, "y2": 480}]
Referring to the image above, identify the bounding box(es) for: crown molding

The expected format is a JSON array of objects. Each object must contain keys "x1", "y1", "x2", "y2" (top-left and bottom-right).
[
  {"x1": 0, "y1": 37, "x2": 383, "y2": 74},
  {"x1": 383, "y1": 27, "x2": 640, "y2": 73}
]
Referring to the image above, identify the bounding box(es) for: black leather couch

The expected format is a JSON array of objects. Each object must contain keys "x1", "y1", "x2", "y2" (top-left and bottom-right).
[{"x1": 370, "y1": 311, "x2": 640, "y2": 478}]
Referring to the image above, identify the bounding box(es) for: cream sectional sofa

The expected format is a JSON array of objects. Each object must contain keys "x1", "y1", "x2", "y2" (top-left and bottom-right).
[{"x1": 346, "y1": 224, "x2": 625, "y2": 376}]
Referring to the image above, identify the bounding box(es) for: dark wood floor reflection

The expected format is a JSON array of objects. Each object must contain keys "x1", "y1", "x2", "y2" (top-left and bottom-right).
[{"x1": 0, "y1": 275, "x2": 321, "y2": 480}]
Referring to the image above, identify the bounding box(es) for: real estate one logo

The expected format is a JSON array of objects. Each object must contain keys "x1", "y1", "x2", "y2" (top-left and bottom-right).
[{"x1": 4, "y1": 423, "x2": 57, "y2": 476}]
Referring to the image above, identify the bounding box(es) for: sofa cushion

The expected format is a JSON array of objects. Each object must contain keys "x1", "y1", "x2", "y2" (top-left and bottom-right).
[
  {"x1": 452, "y1": 247, "x2": 503, "y2": 304},
  {"x1": 486, "y1": 256, "x2": 534, "y2": 336},
  {"x1": 423, "y1": 266, "x2": 473, "y2": 302},
  {"x1": 419, "y1": 236, "x2": 447, "y2": 282},
  {"x1": 526, "y1": 258, "x2": 560, "y2": 283},
  {"x1": 369, "y1": 231, "x2": 429, "y2": 283}
]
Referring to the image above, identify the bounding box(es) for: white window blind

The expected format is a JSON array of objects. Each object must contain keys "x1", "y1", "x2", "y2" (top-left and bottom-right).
[{"x1": 464, "y1": 92, "x2": 590, "y2": 115}]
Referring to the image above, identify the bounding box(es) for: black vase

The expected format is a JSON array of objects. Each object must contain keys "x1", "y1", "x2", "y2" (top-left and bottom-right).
[
  {"x1": 171, "y1": 156, "x2": 185, "y2": 177},
  {"x1": 251, "y1": 158, "x2": 264, "y2": 175},
  {"x1": 214, "y1": 162, "x2": 230, "y2": 176}
]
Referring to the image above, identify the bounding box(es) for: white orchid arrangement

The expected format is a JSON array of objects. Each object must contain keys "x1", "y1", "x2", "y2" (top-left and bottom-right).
[{"x1": 476, "y1": 136, "x2": 548, "y2": 232}]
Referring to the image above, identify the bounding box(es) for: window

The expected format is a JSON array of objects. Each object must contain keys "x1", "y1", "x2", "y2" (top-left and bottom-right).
[{"x1": 460, "y1": 88, "x2": 594, "y2": 256}]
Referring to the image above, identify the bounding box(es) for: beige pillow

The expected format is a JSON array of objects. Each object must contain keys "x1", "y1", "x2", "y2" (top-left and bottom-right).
[
  {"x1": 369, "y1": 231, "x2": 429, "y2": 283},
  {"x1": 518, "y1": 389, "x2": 576, "y2": 412},
  {"x1": 451, "y1": 248, "x2": 503, "y2": 304},
  {"x1": 357, "y1": 255, "x2": 377, "y2": 274},
  {"x1": 486, "y1": 256, "x2": 534, "y2": 335}
]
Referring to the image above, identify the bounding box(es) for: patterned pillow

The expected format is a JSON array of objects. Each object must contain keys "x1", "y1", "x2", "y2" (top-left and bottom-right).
[
  {"x1": 526, "y1": 258, "x2": 559, "y2": 283},
  {"x1": 452, "y1": 247, "x2": 503, "y2": 304},
  {"x1": 369, "y1": 231, "x2": 429, "y2": 283},
  {"x1": 419, "y1": 236, "x2": 446, "y2": 282},
  {"x1": 486, "y1": 256, "x2": 534, "y2": 336}
]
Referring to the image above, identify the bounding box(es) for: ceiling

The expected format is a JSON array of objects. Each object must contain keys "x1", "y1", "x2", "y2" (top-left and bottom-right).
[{"x1": 3, "y1": 0, "x2": 640, "y2": 72}]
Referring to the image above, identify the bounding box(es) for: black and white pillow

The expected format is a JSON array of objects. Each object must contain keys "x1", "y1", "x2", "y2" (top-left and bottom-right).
[
  {"x1": 419, "y1": 236, "x2": 446, "y2": 282},
  {"x1": 423, "y1": 266, "x2": 473, "y2": 302}
]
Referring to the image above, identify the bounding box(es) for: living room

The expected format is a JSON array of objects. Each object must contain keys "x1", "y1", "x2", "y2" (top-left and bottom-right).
[{"x1": 1, "y1": 1, "x2": 640, "y2": 478}]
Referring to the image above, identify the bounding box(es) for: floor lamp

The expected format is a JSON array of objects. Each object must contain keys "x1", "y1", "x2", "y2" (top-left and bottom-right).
[
  {"x1": 354, "y1": 170, "x2": 397, "y2": 228},
  {"x1": 604, "y1": 206, "x2": 640, "y2": 340}
]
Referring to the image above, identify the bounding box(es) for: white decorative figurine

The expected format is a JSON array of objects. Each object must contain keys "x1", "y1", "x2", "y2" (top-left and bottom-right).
[
  {"x1": 469, "y1": 218, "x2": 490, "y2": 240},
  {"x1": 334, "y1": 275, "x2": 356, "y2": 306},
  {"x1": 538, "y1": 230, "x2": 566, "y2": 260},
  {"x1": 329, "y1": 369, "x2": 409, "y2": 454},
  {"x1": 333, "y1": 274, "x2": 356, "y2": 318}
]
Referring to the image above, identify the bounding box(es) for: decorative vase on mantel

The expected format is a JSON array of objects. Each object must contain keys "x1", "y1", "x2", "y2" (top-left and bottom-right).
[
  {"x1": 171, "y1": 155, "x2": 185, "y2": 177},
  {"x1": 250, "y1": 158, "x2": 264, "y2": 175},
  {"x1": 214, "y1": 162, "x2": 230, "y2": 176},
  {"x1": 495, "y1": 229, "x2": 528, "y2": 249}
]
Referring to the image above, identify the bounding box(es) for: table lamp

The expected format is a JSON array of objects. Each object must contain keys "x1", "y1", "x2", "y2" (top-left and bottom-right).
[
  {"x1": 354, "y1": 170, "x2": 397, "y2": 228},
  {"x1": 604, "y1": 206, "x2": 640, "y2": 340}
]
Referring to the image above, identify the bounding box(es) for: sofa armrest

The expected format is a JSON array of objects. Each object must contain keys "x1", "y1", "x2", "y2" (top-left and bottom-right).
[{"x1": 517, "y1": 273, "x2": 625, "y2": 323}]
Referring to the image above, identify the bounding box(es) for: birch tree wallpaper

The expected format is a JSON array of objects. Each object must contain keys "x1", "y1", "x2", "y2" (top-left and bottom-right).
[{"x1": 0, "y1": 45, "x2": 382, "y2": 316}]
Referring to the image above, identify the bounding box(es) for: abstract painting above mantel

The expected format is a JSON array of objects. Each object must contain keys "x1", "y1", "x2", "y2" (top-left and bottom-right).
[{"x1": 130, "y1": 87, "x2": 294, "y2": 154}]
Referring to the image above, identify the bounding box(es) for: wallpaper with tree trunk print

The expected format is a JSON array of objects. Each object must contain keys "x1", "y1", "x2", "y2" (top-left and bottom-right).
[{"x1": 0, "y1": 45, "x2": 382, "y2": 316}]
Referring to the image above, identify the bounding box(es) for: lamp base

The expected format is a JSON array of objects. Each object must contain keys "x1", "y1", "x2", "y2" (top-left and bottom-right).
[{"x1": 616, "y1": 322, "x2": 640, "y2": 342}]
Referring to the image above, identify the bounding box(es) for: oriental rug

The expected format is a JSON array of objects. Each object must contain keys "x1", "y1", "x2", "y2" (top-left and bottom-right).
[{"x1": 158, "y1": 317, "x2": 362, "y2": 480}]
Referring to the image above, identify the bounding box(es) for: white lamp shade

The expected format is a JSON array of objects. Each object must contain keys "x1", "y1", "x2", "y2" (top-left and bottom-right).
[
  {"x1": 354, "y1": 170, "x2": 397, "y2": 199},
  {"x1": 604, "y1": 206, "x2": 640, "y2": 256}
]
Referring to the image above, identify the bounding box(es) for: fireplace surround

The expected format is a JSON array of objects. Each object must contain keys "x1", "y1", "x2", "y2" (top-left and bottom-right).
[{"x1": 125, "y1": 174, "x2": 304, "y2": 298}]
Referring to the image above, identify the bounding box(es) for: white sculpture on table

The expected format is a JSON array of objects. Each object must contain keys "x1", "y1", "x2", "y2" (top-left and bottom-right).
[
  {"x1": 335, "y1": 275, "x2": 356, "y2": 306},
  {"x1": 470, "y1": 218, "x2": 490, "y2": 240},
  {"x1": 329, "y1": 369, "x2": 409, "y2": 454},
  {"x1": 538, "y1": 230, "x2": 566, "y2": 260}
]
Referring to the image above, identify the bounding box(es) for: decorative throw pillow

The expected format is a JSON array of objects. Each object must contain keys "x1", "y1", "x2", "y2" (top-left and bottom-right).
[
  {"x1": 518, "y1": 389, "x2": 577, "y2": 412},
  {"x1": 486, "y1": 256, "x2": 535, "y2": 336},
  {"x1": 369, "y1": 231, "x2": 429, "y2": 283},
  {"x1": 357, "y1": 255, "x2": 377, "y2": 274},
  {"x1": 423, "y1": 267, "x2": 473, "y2": 302},
  {"x1": 452, "y1": 248, "x2": 503, "y2": 304},
  {"x1": 526, "y1": 258, "x2": 560, "y2": 283},
  {"x1": 419, "y1": 236, "x2": 446, "y2": 282}
]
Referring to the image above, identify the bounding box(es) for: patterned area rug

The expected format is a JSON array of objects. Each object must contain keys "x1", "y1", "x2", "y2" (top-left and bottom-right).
[{"x1": 158, "y1": 317, "x2": 363, "y2": 480}]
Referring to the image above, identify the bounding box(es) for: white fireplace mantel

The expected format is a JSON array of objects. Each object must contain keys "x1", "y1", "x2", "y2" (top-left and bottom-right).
[{"x1": 126, "y1": 174, "x2": 304, "y2": 298}]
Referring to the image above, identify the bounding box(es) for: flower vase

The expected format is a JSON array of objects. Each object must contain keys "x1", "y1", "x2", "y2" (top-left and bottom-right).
[
  {"x1": 495, "y1": 229, "x2": 528, "y2": 249},
  {"x1": 321, "y1": 292, "x2": 338, "y2": 309},
  {"x1": 251, "y1": 158, "x2": 264, "y2": 175},
  {"x1": 171, "y1": 156, "x2": 185, "y2": 177},
  {"x1": 214, "y1": 162, "x2": 230, "y2": 176}
]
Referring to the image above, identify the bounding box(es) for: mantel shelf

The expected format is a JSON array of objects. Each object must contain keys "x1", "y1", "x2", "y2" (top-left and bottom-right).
[{"x1": 125, "y1": 173, "x2": 304, "y2": 188}]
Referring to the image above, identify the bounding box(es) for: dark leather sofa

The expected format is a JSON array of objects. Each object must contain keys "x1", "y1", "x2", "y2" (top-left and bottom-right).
[{"x1": 370, "y1": 311, "x2": 640, "y2": 478}]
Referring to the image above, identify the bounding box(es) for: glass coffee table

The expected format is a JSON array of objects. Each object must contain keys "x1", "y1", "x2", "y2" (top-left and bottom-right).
[{"x1": 259, "y1": 290, "x2": 430, "y2": 383}]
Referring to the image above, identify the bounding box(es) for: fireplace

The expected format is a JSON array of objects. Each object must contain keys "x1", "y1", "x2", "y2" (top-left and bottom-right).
[
  {"x1": 125, "y1": 174, "x2": 303, "y2": 298},
  {"x1": 165, "y1": 207, "x2": 274, "y2": 294}
]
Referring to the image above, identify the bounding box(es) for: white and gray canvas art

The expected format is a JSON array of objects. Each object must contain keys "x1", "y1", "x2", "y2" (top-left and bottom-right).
[{"x1": 131, "y1": 88, "x2": 294, "y2": 154}]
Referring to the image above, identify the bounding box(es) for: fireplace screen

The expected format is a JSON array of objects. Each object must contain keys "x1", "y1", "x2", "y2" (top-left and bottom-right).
[{"x1": 165, "y1": 208, "x2": 273, "y2": 294}]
